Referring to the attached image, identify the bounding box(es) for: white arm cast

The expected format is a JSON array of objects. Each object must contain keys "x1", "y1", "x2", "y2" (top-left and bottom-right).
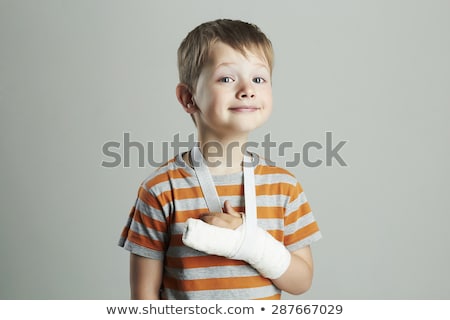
[{"x1": 182, "y1": 216, "x2": 291, "y2": 279}]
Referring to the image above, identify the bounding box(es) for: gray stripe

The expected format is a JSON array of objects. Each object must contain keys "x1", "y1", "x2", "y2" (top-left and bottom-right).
[
  {"x1": 165, "y1": 264, "x2": 260, "y2": 280},
  {"x1": 164, "y1": 285, "x2": 280, "y2": 300},
  {"x1": 172, "y1": 195, "x2": 245, "y2": 213},
  {"x1": 285, "y1": 191, "x2": 308, "y2": 216},
  {"x1": 285, "y1": 212, "x2": 316, "y2": 236},
  {"x1": 119, "y1": 239, "x2": 165, "y2": 260},
  {"x1": 255, "y1": 173, "x2": 297, "y2": 186},
  {"x1": 166, "y1": 244, "x2": 209, "y2": 258},
  {"x1": 172, "y1": 198, "x2": 208, "y2": 212},
  {"x1": 129, "y1": 219, "x2": 167, "y2": 243},
  {"x1": 147, "y1": 177, "x2": 197, "y2": 194},
  {"x1": 287, "y1": 231, "x2": 323, "y2": 252},
  {"x1": 171, "y1": 222, "x2": 186, "y2": 235},
  {"x1": 257, "y1": 218, "x2": 284, "y2": 230},
  {"x1": 135, "y1": 198, "x2": 168, "y2": 221},
  {"x1": 257, "y1": 194, "x2": 290, "y2": 207}
]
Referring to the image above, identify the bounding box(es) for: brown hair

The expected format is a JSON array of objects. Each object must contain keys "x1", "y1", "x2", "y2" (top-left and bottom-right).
[{"x1": 177, "y1": 19, "x2": 274, "y2": 93}]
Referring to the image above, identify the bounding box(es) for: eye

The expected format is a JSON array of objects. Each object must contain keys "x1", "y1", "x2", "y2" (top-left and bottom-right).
[
  {"x1": 252, "y1": 77, "x2": 266, "y2": 84},
  {"x1": 219, "y1": 76, "x2": 234, "y2": 83}
]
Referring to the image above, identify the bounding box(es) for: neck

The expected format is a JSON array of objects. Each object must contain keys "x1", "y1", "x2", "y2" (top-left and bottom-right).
[{"x1": 197, "y1": 132, "x2": 249, "y2": 175}]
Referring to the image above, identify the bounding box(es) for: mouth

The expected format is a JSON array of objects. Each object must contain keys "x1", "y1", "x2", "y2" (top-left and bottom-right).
[{"x1": 228, "y1": 106, "x2": 260, "y2": 112}]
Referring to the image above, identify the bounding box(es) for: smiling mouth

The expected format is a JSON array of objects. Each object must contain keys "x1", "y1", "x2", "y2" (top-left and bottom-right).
[{"x1": 228, "y1": 106, "x2": 260, "y2": 112}]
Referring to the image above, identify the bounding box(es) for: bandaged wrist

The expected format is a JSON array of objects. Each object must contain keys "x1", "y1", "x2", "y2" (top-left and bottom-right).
[
  {"x1": 230, "y1": 218, "x2": 291, "y2": 279},
  {"x1": 182, "y1": 218, "x2": 245, "y2": 258},
  {"x1": 182, "y1": 217, "x2": 291, "y2": 279}
]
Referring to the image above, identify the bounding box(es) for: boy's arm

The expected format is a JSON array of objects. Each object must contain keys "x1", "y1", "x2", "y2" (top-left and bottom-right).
[
  {"x1": 271, "y1": 246, "x2": 314, "y2": 295},
  {"x1": 130, "y1": 253, "x2": 163, "y2": 299},
  {"x1": 183, "y1": 201, "x2": 316, "y2": 295}
]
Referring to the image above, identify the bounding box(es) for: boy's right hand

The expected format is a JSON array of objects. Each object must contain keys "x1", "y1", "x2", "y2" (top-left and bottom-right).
[{"x1": 198, "y1": 200, "x2": 244, "y2": 230}]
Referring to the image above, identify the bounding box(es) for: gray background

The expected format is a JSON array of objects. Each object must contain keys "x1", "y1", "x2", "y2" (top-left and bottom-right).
[{"x1": 1, "y1": 0, "x2": 449, "y2": 299}]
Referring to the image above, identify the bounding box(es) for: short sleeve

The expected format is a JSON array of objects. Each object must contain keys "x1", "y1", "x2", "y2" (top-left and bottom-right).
[
  {"x1": 118, "y1": 184, "x2": 169, "y2": 260},
  {"x1": 284, "y1": 182, "x2": 322, "y2": 252}
]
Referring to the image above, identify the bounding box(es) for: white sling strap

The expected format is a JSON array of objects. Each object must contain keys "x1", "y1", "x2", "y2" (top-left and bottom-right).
[{"x1": 191, "y1": 146, "x2": 257, "y2": 229}]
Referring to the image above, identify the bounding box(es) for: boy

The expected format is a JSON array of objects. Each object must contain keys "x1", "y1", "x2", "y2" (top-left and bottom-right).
[{"x1": 119, "y1": 19, "x2": 321, "y2": 300}]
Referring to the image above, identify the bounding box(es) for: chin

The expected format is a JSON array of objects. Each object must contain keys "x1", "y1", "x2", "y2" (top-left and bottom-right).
[{"x1": 231, "y1": 121, "x2": 265, "y2": 133}]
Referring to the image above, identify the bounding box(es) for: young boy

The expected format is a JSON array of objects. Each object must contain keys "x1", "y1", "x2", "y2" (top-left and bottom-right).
[{"x1": 119, "y1": 19, "x2": 321, "y2": 300}]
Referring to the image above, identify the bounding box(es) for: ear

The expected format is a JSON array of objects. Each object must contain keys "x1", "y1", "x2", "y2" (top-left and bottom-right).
[{"x1": 176, "y1": 83, "x2": 197, "y2": 114}]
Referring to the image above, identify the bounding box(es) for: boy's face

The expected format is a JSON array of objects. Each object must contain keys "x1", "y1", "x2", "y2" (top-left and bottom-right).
[{"x1": 192, "y1": 41, "x2": 272, "y2": 139}]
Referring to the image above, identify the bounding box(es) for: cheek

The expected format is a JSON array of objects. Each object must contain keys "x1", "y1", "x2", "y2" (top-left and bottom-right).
[
  {"x1": 263, "y1": 90, "x2": 273, "y2": 109},
  {"x1": 201, "y1": 87, "x2": 224, "y2": 110}
]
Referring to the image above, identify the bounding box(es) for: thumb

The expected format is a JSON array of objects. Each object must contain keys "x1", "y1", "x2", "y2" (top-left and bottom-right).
[{"x1": 223, "y1": 200, "x2": 241, "y2": 217}]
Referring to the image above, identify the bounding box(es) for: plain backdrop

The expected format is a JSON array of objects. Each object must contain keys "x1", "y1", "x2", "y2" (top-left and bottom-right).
[{"x1": 1, "y1": 0, "x2": 449, "y2": 299}]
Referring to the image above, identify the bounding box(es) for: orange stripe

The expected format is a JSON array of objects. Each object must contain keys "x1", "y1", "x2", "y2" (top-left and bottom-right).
[
  {"x1": 256, "y1": 164, "x2": 294, "y2": 177},
  {"x1": 169, "y1": 167, "x2": 192, "y2": 179},
  {"x1": 257, "y1": 206, "x2": 284, "y2": 219},
  {"x1": 138, "y1": 186, "x2": 163, "y2": 210},
  {"x1": 170, "y1": 234, "x2": 185, "y2": 247},
  {"x1": 216, "y1": 184, "x2": 243, "y2": 196},
  {"x1": 267, "y1": 229, "x2": 283, "y2": 241},
  {"x1": 298, "y1": 201, "x2": 312, "y2": 217},
  {"x1": 120, "y1": 226, "x2": 130, "y2": 239},
  {"x1": 172, "y1": 209, "x2": 208, "y2": 223},
  {"x1": 293, "y1": 182, "x2": 304, "y2": 194},
  {"x1": 285, "y1": 202, "x2": 312, "y2": 225},
  {"x1": 155, "y1": 184, "x2": 242, "y2": 208},
  {"x1": 256, "y1": 183, "x2": 295, "y2": 197},
  {"x1": 255, "y1": 293, "x2": 281, "y2": 300},
  {"x1": 173, "y1": 186, "x2": 203, "y2": 200},
  {"x1": 166, "y1": 254, "x2": 246, "y2": 269},
  {"x1": 132, "y1": 208, "x2": 167, "y2": 232},
  {"x1": 144, "y1": 167, "x2": 191, "y2": 190},
  {"x1": 164, "y1": 275, "x2": 271, "y2": 291},
  {"x1": 285, "y1": 222, "x2": 319, "y2": 245},
  {"x1": 144, "y1": 172, "x2": 169, "y2": 189}
]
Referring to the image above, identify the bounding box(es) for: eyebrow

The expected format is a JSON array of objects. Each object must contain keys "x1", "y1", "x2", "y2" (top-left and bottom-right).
[{"x1": 214, "y1": 62, "x2": 270, "y2": 71}]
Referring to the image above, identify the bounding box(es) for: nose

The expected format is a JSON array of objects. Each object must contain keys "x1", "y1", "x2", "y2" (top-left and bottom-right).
[{"x1": 237, "y1": 81, "x2": 255, "y2": 99}]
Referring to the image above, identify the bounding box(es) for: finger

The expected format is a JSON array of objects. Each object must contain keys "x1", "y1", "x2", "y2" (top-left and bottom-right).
[
  {"x1": 200, "y1": 214, "x2": 231, "y2": 228},
  {"x1": 200, "y1": 212, "x2": 243, "y2": 230},
  {"x1": 199, "y1": 212, "x2": 221, "y2": 220},
  {"x1": 223, "y1": 200, "x2": 242, "y2": 217}
]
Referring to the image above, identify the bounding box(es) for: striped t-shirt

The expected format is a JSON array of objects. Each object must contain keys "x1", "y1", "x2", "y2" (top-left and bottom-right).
[{"x1": 119, "y1": 152, "x2": 322, "y2": 300}]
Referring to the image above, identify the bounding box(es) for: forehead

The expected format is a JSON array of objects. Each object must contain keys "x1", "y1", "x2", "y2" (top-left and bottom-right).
[{"x1": 207, "y1": 41, "x2": 270, "y2": 69}]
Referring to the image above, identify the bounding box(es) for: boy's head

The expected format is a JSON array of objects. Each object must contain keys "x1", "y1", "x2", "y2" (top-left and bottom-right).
[{"x1": 177, "y1": 19, "x2": 274, "y2": 94}]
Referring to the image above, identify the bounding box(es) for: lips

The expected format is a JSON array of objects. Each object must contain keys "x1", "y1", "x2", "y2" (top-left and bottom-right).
[{"x1": 228, "y1": 106, "x2": 260, "y2": 112}]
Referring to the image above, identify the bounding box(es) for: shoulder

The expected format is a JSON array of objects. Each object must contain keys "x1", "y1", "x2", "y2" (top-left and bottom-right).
[
  {"x1": 140, "y1": 153, "x2": 193, "y2": 194},
  {"x1": 253, "y1": 153, "x2": 299, "y2": 187}
]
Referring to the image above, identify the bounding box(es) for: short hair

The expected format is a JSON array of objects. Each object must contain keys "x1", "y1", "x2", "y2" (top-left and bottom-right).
[{"x1": 177, "y1": 19, "x2": 274, "y2": 93}]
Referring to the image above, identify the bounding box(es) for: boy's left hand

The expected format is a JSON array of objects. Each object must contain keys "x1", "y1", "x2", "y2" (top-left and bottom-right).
[{"x1": 199, "y1": 200, "x2": 243, "y2": 230}]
